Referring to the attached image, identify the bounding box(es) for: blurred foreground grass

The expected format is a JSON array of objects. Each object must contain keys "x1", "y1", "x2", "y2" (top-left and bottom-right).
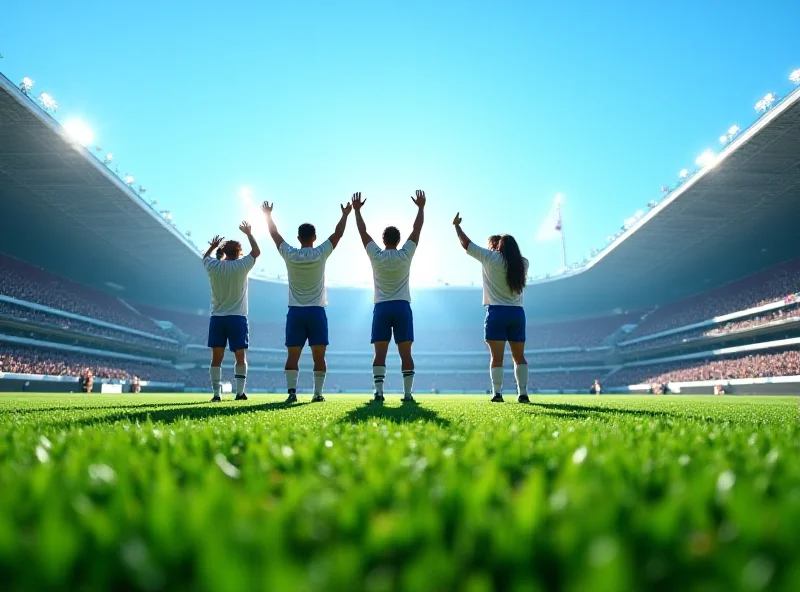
[{"x1": 1, "y1": 394, "x2": 799, "y2": 591}]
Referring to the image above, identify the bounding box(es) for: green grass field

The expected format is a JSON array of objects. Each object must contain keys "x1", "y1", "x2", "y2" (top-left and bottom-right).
[{"x1": 1, "y1": 394, "x2": 799, "y2": 591}]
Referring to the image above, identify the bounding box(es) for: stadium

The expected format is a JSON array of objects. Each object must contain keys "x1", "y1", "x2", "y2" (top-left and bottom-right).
[
  {"x1": 2, "y1": 71, "x2": 800, "y2": 397},
  {"x1": 3, "y1": 58, "x2": 800, "y2": 591}
]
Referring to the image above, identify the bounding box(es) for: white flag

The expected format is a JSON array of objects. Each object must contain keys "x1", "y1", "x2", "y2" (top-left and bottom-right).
[{"x1": 536, "y1": 193, "x2": 563, "y2": 242}]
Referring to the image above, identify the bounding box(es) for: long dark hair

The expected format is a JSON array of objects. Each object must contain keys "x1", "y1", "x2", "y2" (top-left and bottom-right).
[{"x1": 498, "y1": 234, "x2": 526, "y2": 294}]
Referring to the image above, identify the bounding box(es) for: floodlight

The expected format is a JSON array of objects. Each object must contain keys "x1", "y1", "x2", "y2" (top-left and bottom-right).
[
  {"x1": 20, "y1": 77, "x2": 34, "y2": 93},
  {"x1": 39, "y1": 92, "x2": 57, "y2": 111},
  {"x1": 755, "y1": 93, "x2": 776, "y2": 113},
  {"x1": 124, "y1": 174, "x2": 135, "y2": 185},
  {"x1": 719, "y1": 135, "x2": 729, "y2": 145},
  {"x1": 647, "y1": 200, "x2": 658, "y2": 208},
  {"x1": 606, "y1": 235, "x2": 614, "y2": 242},
  {"x1": 63, "y1": 118, "x2": 95, "y2": 147},
  {"x1": 138, "y1": 186, "x2": 147, "y2": 194},
  {"x1": 679, "y1": 169, "x2": 689, "y2": 179},
  {"x1": 103, "y1": 153, "x2": 113, "y2": 164},
  {"x1": 634, "y1": 210, "x2": 644, "y2": 219},
  {"x1": 695, "y1": 149, "x2": 717, "y2": 169},
  {"x1": 790, "y1": 69, "x2": 800, "y2": 85},
  {"x1": 728, "y1": 125, "x2": 740, "y2": 137},
  {"x1": 161, "y1": 211, "x2": 173, "y2": 221}
]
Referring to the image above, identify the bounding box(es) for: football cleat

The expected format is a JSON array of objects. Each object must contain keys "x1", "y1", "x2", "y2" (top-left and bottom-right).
[
  {"x1": 490, "y1": 394, "x2": 504, "y2": 403},
  {"x1": 517, "y1": 394, "x2": 531, "y2": 404},
  {"x1": 372, "y1": 394, "x2": 385, "y2": 404},
  {"x1": 235, "y1": 393, "x2": 248, "y2": 401},
  {"x1": 401, "y1": 395, "x2": 417, "y2": 404},
  {"x1": 284, "y1": 393, "x2": 298, "y2": 404},
  {"x1": 210, "y1": 395, "x2": 222, "y2": 403},
  {"x1": 311, "y1": 394, "x2": 325, "y2": 403}
]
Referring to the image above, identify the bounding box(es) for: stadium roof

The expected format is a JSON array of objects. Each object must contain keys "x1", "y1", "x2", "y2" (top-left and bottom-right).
[{"x1": 2, "y1": 72, "x2": 800, "y2": 321}]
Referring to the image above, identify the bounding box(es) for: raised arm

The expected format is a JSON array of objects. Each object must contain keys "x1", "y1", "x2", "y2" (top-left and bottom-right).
[
  {"x1": 453, "y1": 213, "x2": 472, "y2": 250},
  {"x1": 351, "y1": 192, "x2": 374, "y2": 248},
  {"x1": 261, "y1": 201, "x2": 285, "y2": 249},
  {"x1": 239, "y1": 221, "x2": 261, "y2": 260},
  {"x1": 203, "y1": 235, "x2": 224, "y2": 259},
  {"x1": 407, "y1": 189, "x2": 427, "y2": 245},
  {"x1": 328, "y1": 202, "x2": 353, "y2": 249}
]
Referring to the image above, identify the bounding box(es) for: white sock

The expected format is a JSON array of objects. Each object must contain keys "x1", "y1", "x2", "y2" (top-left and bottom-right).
[
  {"x1": 210, "y1": 366, "x2": 222, "y2": 397},
  {"x1": 514, "y1": 363, "x2": 529, "y2": 396},
  {"x1": 373, "y1": 366, "x2": 386, "y2": 395},
  {"x1": 313, "y1": 371, "x2": 326, "y2": 396},
  {"x1": 402, "y1": 370, "x2": 415, "y2": 397},
  {"x1": 285, "y1": 369, "x2": 299, "y2": 392},
  {"x1": 491, "y1": 366, "x2": 504, "y2": 394},
  {"x1": 234, "y1": 363, "x2": 247, "y2": 396}
]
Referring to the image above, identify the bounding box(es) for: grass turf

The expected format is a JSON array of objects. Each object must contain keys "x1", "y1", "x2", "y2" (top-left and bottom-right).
[{"x1": 1, "y1": 393, "x2": 799, "y2": 591}]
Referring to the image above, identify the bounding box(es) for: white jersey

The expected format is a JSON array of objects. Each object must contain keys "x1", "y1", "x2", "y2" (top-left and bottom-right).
[
  {"x1": 203, "y1": 255, "x2": 256, "y2": 316},
  {"x1": 279, "y1": 240, "x2": 334, "y2": 307},
  {"x1": 466, "y1": 243, "x2": 528, "y2": 306},
  {"x1": 366, "y1": 240, "x2": 417, "y2": 303}
]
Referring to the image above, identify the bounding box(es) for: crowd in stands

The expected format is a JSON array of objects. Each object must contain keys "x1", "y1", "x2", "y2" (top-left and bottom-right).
[
  {"x1": 0, "y1": 255, "x2": 167, "y2": 336},
  {"x1": 630, "y1": 258, "x2": 800, "y2": 339},
  {"x1": 0, "y1": 345, "x2": 182, "y2": 382},
  {"x1": 0, "y1": 301, "x2": 178, "y2": 351},
  {"x1": 706, "y1": 303, "x2": 800, "y2": 335},
  {"x1": 620, "y1": 302, "x2": 800, "y2": 353},
  {"x1": 610, "y1": 349, "x2": 800, "y2": 386}
]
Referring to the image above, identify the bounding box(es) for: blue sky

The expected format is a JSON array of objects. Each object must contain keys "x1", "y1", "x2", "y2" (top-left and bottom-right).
[{"x1": 2, "y1": 0, "x2": 799, "y2": 287}]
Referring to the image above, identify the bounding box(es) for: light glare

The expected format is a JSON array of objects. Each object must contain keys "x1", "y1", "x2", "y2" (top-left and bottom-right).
[
  {"x1": 695, "y1": 149, "x2": 717, "y2": 169},
  {"x1": 124, "y1": 174, "x2": 135, "y2": 185},
  {"x1": 20, "y1": 77, "x2": 34, "y2": 92},
  {"x1": 62, "y1": 118, "x2": 95, "y2": 147},
  {"x1": 678, "y1": 169, "x2": 689, "y2": 179}
]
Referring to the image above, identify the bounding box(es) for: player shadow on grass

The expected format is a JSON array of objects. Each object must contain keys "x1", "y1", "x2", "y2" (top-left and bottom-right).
[
  {"x1": 340, "y1": 402, "x2": 451, "y2": 427},
  {"x1": 524, "y1": 402, "x2": 722, "y2": 422},
  {"x1": 47, "y1": 401, "x2": 308, "y2": 428},
  {"x1": 6, "y1": 401, "x2": 205, "y2": 416}
]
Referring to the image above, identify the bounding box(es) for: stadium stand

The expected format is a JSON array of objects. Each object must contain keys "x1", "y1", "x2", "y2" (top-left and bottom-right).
[
  {"x1": 0, "y1": 254, "x2": 168, "y2": 336},
  {"x1": 628, "y1": 258, "x2": 800, "y2": 339},
  {"x1": 609, "y1": 349, "x2": 800, "y2": 386},
  {"x1": 0, "y1": 344, "x2": 183, "y2": 382},
  {"x1": 0, "y1": 300, "x2": 179, "y2": 351}
]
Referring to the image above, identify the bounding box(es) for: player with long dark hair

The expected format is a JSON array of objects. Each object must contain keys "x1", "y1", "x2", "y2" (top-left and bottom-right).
[{"x1": 453, "y1": 213, "x2": 530, "y2": 402}]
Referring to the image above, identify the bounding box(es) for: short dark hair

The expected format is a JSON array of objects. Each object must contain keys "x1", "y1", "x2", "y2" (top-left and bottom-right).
[
  {"x1": 222, "y1": 240, "x2": 242, "y2": 260},
  {"x1": 298, "y1": 223, "x2": 316, "y2": 241},
  {"x1": 383, "y1": 226, "x2": 401, "y2": 247}
]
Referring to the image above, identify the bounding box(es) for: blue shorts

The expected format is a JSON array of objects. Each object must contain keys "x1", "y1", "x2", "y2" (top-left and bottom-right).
[
  {"x1": 484, "y1": 305, "x2": 526, "y2": 342},
  {"x1": 208, "y1": 315, "x2": 249, "y2": 351},
  {"x1": 286, "y1": 306, "x2": 329, "y2": 347},
  {"x1": 371, "y1": 300, "x2": 414, "y2": 344}
]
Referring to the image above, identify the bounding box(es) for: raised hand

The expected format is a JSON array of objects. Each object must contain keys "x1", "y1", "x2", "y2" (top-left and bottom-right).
[
  {"x1": 209, "y1": 235, "x2": 224, "y2": 248},
  {"x1": 341, "y1": 201, "x2": 353, "y2": 216},
  {"x1": 351, "y1": 192, "x2": 366, "y2": 211},
  {"x1": 239, "y1": 221, "x2": 252, "y2": 236},
  {"x1": 411, "y1": 189, "x2": 427, "y2": 208},
  {"x1": 261, "y1": 201, "x2": 274, "y2": 215},
  {"x1": 453, "y1": 212, "x2": 462, "y2": 225}
]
